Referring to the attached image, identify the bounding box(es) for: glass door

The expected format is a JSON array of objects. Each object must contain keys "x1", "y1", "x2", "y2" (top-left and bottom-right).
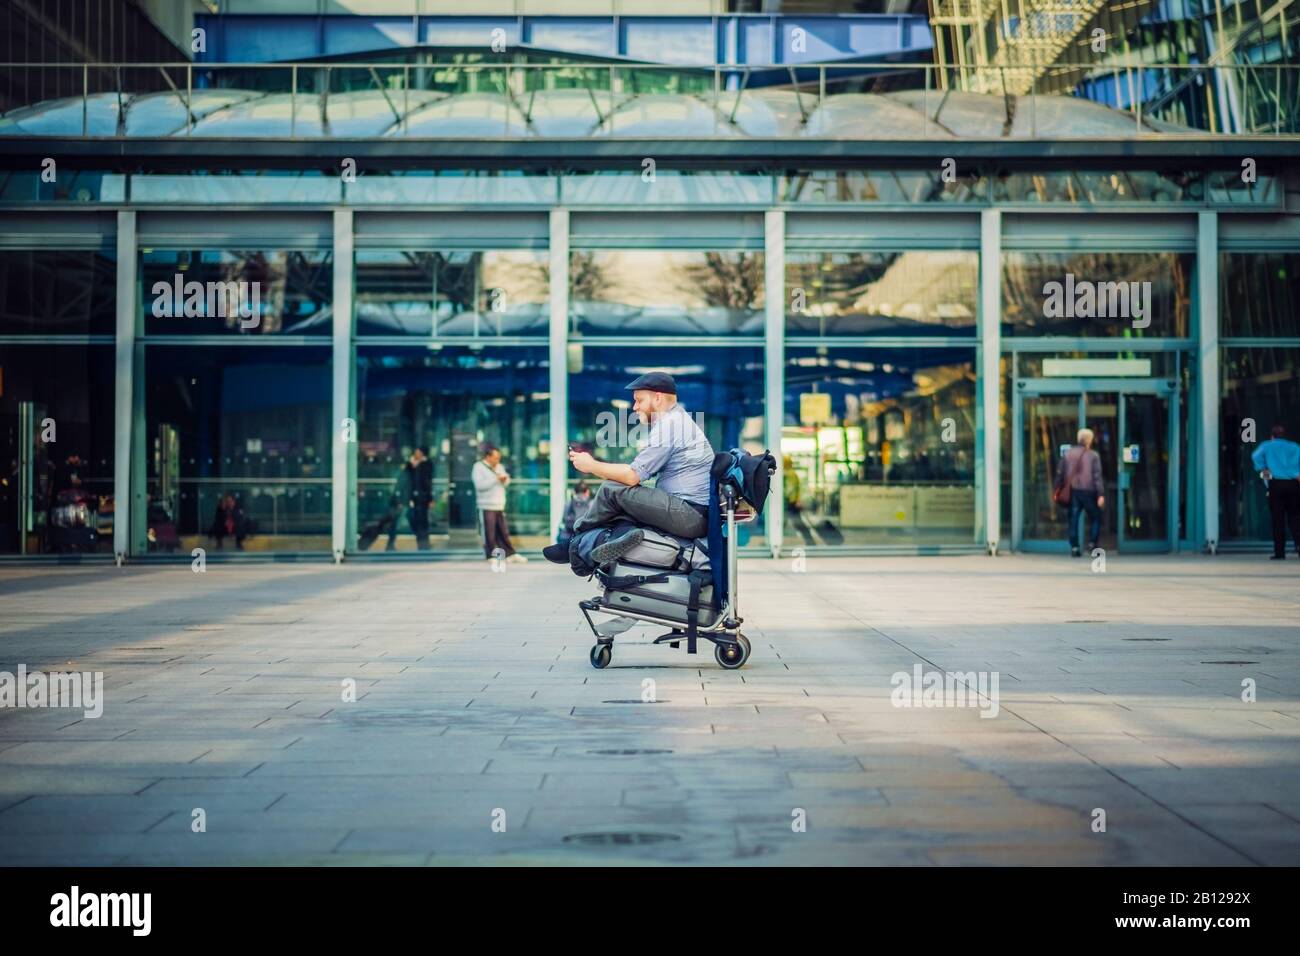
[
  {"x1": 1014, "y1": 379, "x2": 1175, "y2": 552},
  {"x1": 1118, "y1": 393, "x2": 1172, "y2": 550},
  {"x1": 1082, "y1": 392, "x2": 1119, "y2": 551},
  {"x1": 1022, "y1": 393, "x2": 1080, "y2": 543}
]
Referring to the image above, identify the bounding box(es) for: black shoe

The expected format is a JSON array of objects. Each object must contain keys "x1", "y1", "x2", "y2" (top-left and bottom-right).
[
  {"x1": 1270, "y1": 554, "x2": 1285, "y2": 560},
  {"x1": 1086, "y1": 542, "x2": 1098, "y2": 553},
  {"x1": 542, "y1": 542, "x2": 570, "y2": 564},
  {"x1": 591, "y1": 528, "x2": 645, "y2": 565},
  {"x1": 1070, "y1": 547, "x2": 1081, "y2": 557}
]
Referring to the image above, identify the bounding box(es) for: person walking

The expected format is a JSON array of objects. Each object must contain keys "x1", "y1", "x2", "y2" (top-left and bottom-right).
[
  {"x1": 406, "y1": 446, "x2": 433, "y2": 551},
  {"x1": 382, "y1": 447, "x2": 428, "y2": 554},
  {"x1": 472, "y1": 443, "x2": 526, "y2": 563},
  {"x1": 1056, "y1": 427, "x2": 1105, "y2": 557},
  {"x1": 1251, "y1": 423, "x2": 1300, "y2": 560}
]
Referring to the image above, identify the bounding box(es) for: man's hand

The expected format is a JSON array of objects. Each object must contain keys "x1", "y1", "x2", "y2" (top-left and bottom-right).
[
  {"x1": 1097, "y1": 495, "x2": 1105, "y2": 508},
  {"x1": 1262, "y1": 469, "x2": 1273, "y2": 480},
  {"x1": 568, "y1": 448, "x2": 639, "y2": 486}
]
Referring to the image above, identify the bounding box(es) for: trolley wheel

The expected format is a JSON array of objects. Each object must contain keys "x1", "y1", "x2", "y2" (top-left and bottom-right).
[
  {"x1": 590, "y1": 643, "x2": 612, "y2": 669},
  {"x1": 714, "y1": 634, "x2": 751, "y2": 670}
]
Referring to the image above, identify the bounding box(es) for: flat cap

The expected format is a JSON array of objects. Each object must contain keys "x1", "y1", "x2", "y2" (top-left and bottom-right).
[{"x1": 624, "y1": 371, "x2": 677, "y2": 395}]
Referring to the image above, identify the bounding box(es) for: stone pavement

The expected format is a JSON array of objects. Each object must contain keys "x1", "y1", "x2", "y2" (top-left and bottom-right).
[{"x1": 0, "y1": 554, "x2": 1297, "y2": 866}]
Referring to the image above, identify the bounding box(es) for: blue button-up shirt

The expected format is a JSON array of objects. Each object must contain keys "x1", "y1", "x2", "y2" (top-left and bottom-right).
[
  {"x1": 1251, "y1": 437, "x2": 1300, "y2": 480},
  {"x1": 629, "y1": 402, "x2": 715, "y2": 505}
]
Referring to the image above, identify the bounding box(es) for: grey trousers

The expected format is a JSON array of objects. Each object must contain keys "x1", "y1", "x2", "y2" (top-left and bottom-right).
[{"x1": 572, "y1": 481, "x2": 709, "y2": 540}]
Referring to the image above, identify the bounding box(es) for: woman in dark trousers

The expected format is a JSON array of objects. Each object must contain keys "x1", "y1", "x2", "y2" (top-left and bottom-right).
[{"x1": 1056, "y1": 427, "x2": 1105, "y2": 557}]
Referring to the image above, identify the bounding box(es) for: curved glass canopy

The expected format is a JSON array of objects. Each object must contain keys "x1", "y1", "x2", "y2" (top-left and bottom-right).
[{"x1": 0, "y1": 87, "x2": 1189, "y2": 139}]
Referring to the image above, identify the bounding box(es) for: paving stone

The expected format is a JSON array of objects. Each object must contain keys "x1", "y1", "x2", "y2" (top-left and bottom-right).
[{"x1": 0, "y1": 555, "x2": 1296, "y2": 865}]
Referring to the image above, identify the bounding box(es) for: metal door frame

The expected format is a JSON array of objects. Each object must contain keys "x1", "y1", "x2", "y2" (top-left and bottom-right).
[{"x1": 1012, "y1": 377, "x2": 1179, "y2": 553}]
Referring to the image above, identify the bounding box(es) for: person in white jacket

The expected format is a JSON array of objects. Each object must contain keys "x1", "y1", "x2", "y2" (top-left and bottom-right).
[{"x1": 471, "y1": 443, "x2": 526, "y2": 563}]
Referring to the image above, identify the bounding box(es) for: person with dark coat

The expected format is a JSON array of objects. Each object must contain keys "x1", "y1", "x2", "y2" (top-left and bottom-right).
[
  {"x1": 384, "y1": 447, "x2": 430, "y2": 551},
  {"x1": 406, "y1": 446, "x2": 433, "y2": 551},
  {"x1": 209, "y1": 493, "x2": 249, "y2": 550},
  {"x1": 558, "y1": 481, "x2": 592, "y2": 546}
]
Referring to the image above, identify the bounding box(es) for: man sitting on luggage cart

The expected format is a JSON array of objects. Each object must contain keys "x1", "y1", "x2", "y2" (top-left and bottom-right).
[{"x1": 542, "y1": 371, "x2": 714, "y2": 566}]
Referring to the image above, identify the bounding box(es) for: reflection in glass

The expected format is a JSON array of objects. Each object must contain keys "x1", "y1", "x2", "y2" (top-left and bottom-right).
[
  {"x1": 355, "y1": 250, "x2": 548, "y2": 337},
  {"x1": 0, "y1": 346, "x2": 114, "y2": 554},
  {"x1": 786, "y1": 251, "x2": 977, "y2": 337},
  {"x1": 780, "y1": 169, "x2": 983, "y2": 204},
  {"x1": 561, "y1": 172, "x2": 772, "y2": 206},
  {"x1": 992, "y1": 169, "x2": 1216, "y2": 204},
  {"x1": 568, "y1": 250, "x2": 764, "y2": 336},
  {"x1": 1123, "y1": 394, "x2": 1170, "y2": 543},
  {"x1": 131, "y1": 171, "x2": 339, "y2": 204},
  {"x1": 0, "y1": 249, "x2": 117, "y2": 335},
  {"x1": 567, "y1": 345, "x2": 765, "y2": 543},
  {"x1": 144, "y1": 347, "x2": 332, "y2": 553},
  {"x1": 1221, "y1": 253, "x2": 1300, "y2": 338},
  {"x1": 355, "y1": 346, "x2": 549, "y2": 551},
  {"x1": 0, "y1": 170, "x2": 124, "y2": 203},
  {"x1": 1221, "y1": 348, "x2": 1300, "y2": 541},
  {"x1": 141, "y1": 249, "x2": 333, "y2": 336},
  {"x1": 783, "y1": 346, "x2": 977, "y2": 546},
  {"x1": 1002, "y1": 252, "x2": 1192, "y2": 337},
  {"x1": 346, "y1": 171, "x2": 557, "y2": 205}
]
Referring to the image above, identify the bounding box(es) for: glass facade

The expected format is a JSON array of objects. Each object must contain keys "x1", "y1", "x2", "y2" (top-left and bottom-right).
[
  {"x1": 0, "y1": 243, "x2": 117, "y2": 556},
  {"x1": 141, "y1": 248, "x2": 333, "y2": 337},
  {"x1": 785, "y1": 251, "x2": 977, "y2": 337},
  {"x1": 1221, "y1": 252, "x2": 1300, "y2": 339},
  {"x1": 779, "y1": 169, "x2": 982, "y2": 204},
  {"x1": 142, "y1": 346, "x2": 332, "y2": 553},
  {"x1": 0, "y1": 345, "x2": 115, "y2": 555},
  {"x1": 1003, "y1": 252, "x2": 1194, "y2": 338},
  {"x1": 1219, "y1": 252, "x2": 1300, "y2": 544},
  {"x1": 355, "y1": 250, "x2": 548, "y2": 337},
  {"x1": 569, "y1": 250, "x2": 765, "y2": 337},
  {"x1": 1, "y1": 184, "x2": 1295, "y2": 558},
  {"x1": 355, "y1": 345, "x2": 550, "y2": 552},
  {"x1": 1220, "y1": 348, "x2": 1300, "y2": 542},
  {"x1": 0, "y1": 249, "x2": 117, "y2": 335},
  {"x1": 782, "y1": 346, "x2": 977, "y2": 547}
]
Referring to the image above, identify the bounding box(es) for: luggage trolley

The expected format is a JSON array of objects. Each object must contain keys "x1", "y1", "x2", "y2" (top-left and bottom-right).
[{"x1": 579, "y1": 478, "x2": 758, "y2": 670}]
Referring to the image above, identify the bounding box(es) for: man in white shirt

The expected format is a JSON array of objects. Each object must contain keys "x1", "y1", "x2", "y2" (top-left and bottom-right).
[{"x1": 471, "y1": 443, "x2": 527, "y2": 563}]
